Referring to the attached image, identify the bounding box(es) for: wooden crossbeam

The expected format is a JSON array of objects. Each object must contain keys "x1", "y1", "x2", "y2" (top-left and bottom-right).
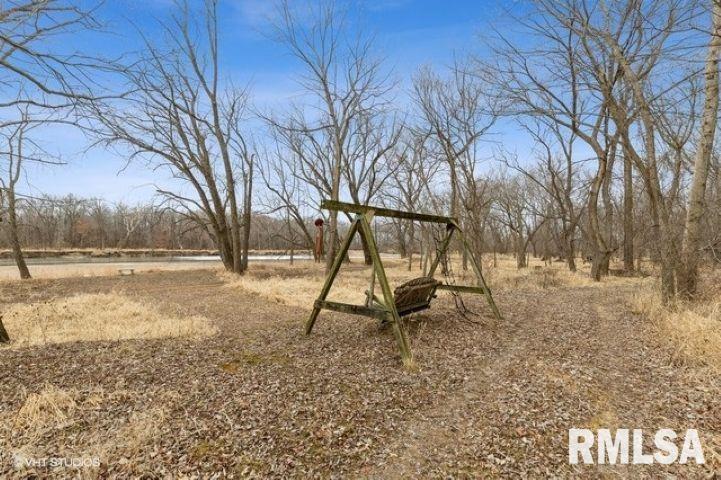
[
  {"x1": 436, "y1": 284, "x2": 486, "y2": 294},
  {"x1": 314, "y1": 300, "x2": 389, "y2": 321},
  {"x1": 321, "y1": 199, "x2": 456, "y2": 225},
  {"x1": 396, "y1": 302, "x2": 432, "y2": 317}
]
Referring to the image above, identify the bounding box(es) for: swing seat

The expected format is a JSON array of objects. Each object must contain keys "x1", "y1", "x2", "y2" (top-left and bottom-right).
[{"x1": 393, "y1": 277, "x2": 441, "y2": 317}]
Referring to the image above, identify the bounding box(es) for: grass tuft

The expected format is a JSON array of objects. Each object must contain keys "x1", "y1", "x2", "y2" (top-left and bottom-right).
[
  {"x1": 630, "y1": 286, "x2": 721, "y2": 372},
  {"x1": 14, "y1": 384, "x2": 78, "y2": 436},
  {"x1": 1, "y1": 293, "x2": 215, "y2": 347}
]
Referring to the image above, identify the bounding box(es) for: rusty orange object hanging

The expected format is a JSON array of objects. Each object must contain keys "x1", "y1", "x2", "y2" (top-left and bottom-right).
[{"x1": 314, "y1": 218, "x2": 324, "y2": 262}]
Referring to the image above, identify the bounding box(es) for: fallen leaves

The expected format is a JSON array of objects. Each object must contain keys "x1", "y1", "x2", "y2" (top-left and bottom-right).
[{"x1": 0, "y1": 267, "x2": 718, "y2": 478}]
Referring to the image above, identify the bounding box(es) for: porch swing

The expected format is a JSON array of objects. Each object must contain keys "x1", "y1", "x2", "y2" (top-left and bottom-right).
[{"x1": 304, "y1": 200, "x2": 503, "y2": 366}]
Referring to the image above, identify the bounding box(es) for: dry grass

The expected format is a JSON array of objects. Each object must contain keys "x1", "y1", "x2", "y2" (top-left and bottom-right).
[
  {"x1": 1, "y1": 292, "x2": 216, "y2": 347},
  {"x1": 6, "y1": 384, "x2": 168, "y2": 477},
  {"x1": 106, "y1": 406, "x2": 167, "y2": 458},
  {"x1": 481, "y1": 254, "x2": 651, "y2": 291},
  {"x1": 13, "y1": 384, "x2": 79, "y2": 436},
  {"x1": 484, "y1": 261, "x2": 581, "y2": 291},
  {"x1": 224, "y1": 254, "x2": 649, "y2": 308},
  {"x1": 630, "y1": 284, "x2": 721, "y2": 372},
  {"x1": 223, "y1": 260, "x2": 419, "y2": 308},
  {"x1": 226, "y1": 273, "x2": 369, "y2": 308}
]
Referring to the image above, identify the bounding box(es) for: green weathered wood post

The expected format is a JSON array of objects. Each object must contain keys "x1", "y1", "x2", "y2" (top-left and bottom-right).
[
  {"x1": 305, "y1": 218, "x2": 361, "y2": 334},
  {"x1": 366, "y1": 267, "x2": 376, "y2": 307},
  {"x1": 358, "y1": 212, "x2": 414, "y2": 367}
]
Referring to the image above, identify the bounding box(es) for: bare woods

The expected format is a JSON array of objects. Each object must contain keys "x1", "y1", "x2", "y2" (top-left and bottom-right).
[{"x1": 2, "y1": 0, "x2": 721, "y2": 304}]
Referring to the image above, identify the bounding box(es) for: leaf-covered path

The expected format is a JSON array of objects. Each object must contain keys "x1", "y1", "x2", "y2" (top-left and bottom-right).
[
  {"x1": 370, "y1": 285, "x2": 721, "y2": 478},
  {"x1": 0, "y1": 269, "x2": 719, "y2": 478}
]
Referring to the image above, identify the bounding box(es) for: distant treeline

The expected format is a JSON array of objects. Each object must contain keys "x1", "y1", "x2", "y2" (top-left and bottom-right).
[{"x1": 1, "y1": 194, "x2": 316, "y2": 252}]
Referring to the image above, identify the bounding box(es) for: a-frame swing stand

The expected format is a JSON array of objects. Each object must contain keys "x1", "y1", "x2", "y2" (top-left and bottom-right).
[{"x1": 305, "y1": 200, "x2": 503, "y2": 367}]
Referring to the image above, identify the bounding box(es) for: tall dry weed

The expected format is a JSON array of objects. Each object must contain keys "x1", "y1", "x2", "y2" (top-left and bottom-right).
[{"x1": 630, "y1": 286, "x2": 721, "y2": 372}]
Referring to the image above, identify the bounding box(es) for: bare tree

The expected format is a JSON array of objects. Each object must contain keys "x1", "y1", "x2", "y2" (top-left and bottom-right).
[
  {"x1": 0, "y1": 118, "x2": 33, "y2": 279},
  {"x1": 555, "y1": 0, "x2": 704, "y2": 298},
  {"x1": 679, "y1": 0, "x2": 721, "y2": 298},
  {"x1": 484, "y1": 3, "x2": 621, "y2": 280},
  {"x1": 0, "y1": 110, "x2": 66, "y2": 280},
  {"x1": 269, "y1": 0, "x2": 393, "y2": 272},
  {"x1": 0, "y1": 0, "x2": 108, "y2": 282},
  {"x1": 89, "y1": 0, "x2": 253, "y2": 274},
  {"x1": 413, "y1": 61, "x2": 497, "y2": 220},
  {"x1": 504, "y1": 121, "x2": 587, "y2": 271},
  {"x1": 382, "y1": 131, "x2": 441, "y2": 270},
  {"x1": 258, "y1": 140, "x2": 318, "y2": 257},
  {"x1": 492, "y1": 170, "x2": 548, "y2": 269}
]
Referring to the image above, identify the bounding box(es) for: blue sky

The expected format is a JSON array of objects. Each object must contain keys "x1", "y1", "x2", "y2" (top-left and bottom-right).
[{"x1": 22, "y1": 0, "x2": 527, "y2": 204}]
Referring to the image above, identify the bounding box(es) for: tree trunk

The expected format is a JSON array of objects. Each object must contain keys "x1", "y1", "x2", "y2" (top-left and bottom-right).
[
  {"x1": 473, "y1": 231, "x2": 485, "y2": 275},
  {"x1": 359, "y1": 230, "x2": 373, "y2": 266},
  {"x1": 214, "y1": 226, "x2": 234, "y2": 271},
  {"x1": 422, "y1": 235, "x2": 430, "y2": 275},
  {"x1": 325, "y1": 119, "x2": 344, "y2": 273},
  {"x1": 516, "y1": 235, "x2": 527, "y2": 269},
  {"x1": 396, "y1": 222, "x2": 407, "y2": 259},
  {"x1": 7, "y1": 190, "x2": 31, "y2": 280},
  {"x1": 449, "y1": 158, "x2": 458, "y2": 219},
  {"x1": 602, "y1": 152, "x2": 616, "y2": 264},
  {"x1": 407, "y1": 221, "x2": 415, "y2": 271},
  {"x1": 650, "y1": 178, "x2": 678, "y2": 302},
  {"x1": 678, "y1": 0, "x2": 721, "y2": 298},
  {"x1": 587, "y1": 150, "x2": 611, "y2": 281},
  {"x1": 591, "y1": 250, "x2": 611, "y2": 279},
  {"x1": 240, "y1": 160, "x2": 253, "y2": 273},
  {"x1": 567, "y1": 253, "x2": 577, "y2": 272},
  {"x1": 228, "y1": 197, "x2": 242, "y2": 275},
  {"x1": 0, "y1": 316, "x2": 9, "y2": 343},
  {"x1": 623, "y1": 146, "x2": 635, "y2": 272},
  {"x1": 565, "y1": 230, "x2": 577, "y2": 272}
]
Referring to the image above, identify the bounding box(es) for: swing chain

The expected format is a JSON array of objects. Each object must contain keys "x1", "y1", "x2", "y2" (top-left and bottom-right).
[{"x1": 431, "y1": 224, "x2": 479, "y2": 321}]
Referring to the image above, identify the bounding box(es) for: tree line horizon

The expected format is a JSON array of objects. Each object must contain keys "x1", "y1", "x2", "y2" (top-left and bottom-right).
[{"x1": 2, "y1": 0, "x2": 721, "y2": 304}]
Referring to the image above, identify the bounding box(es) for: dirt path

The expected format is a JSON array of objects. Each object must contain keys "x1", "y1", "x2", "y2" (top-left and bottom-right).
[
  {"x1": 1, "y1": 270, "x2": 719, "y2": 478},
  {"x1": 368, "y1": 285, "x2": 721, "y2": 478}
]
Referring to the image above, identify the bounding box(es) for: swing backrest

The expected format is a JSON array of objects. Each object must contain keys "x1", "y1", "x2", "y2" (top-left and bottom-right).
[{"x1": 393, "y1": 277, "x2": 440, "y2": 317}]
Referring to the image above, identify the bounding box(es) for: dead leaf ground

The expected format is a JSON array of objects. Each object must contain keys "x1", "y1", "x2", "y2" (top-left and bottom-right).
[{"x1": 0, "y1": 262, "x2": 719, "y2": 478}]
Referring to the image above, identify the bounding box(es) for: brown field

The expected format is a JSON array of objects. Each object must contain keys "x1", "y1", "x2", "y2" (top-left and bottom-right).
[{"x1": 0, "y1": 256, "x2": 719, "y2": 477}]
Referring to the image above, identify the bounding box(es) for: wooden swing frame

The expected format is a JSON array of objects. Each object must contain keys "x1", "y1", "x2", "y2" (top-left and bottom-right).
[{"x1": 305, "y1": 200, "x2": 503, "y2": 366}]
